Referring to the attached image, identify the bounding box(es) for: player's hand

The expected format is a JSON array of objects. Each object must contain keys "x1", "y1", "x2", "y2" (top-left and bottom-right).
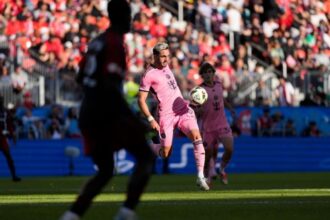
[{"x1": 150, "y1": 120, "x2": 160, "y2": 132}]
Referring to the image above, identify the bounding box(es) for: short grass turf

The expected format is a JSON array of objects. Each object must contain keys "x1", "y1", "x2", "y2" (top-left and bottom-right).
[{"x1": 0, "y1": 172, "x2": 330, "y2": 220}]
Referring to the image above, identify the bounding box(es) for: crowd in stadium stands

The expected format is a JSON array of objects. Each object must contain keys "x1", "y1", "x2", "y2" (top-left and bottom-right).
[
  {"x1": 256, "y1": 108, "x2": 309, "y2": 137},
  {"x1": 13, "y1": 103, "x2": 327, "y2": 139},
  {"x1": 18, "y1": 104, "x2": 81, "y2": 139},
  {"x1": 0, "y1": 0, "x2": 329, "y2": 139}
]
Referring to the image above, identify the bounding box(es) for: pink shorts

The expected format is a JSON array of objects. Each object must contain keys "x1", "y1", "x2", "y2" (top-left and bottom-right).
[
  {"x1": 202, "y1": 127, "x2": 232, "y2": 149},
  {"x1": 159, "y1": 108, "x2": 199, "y2": 147}
]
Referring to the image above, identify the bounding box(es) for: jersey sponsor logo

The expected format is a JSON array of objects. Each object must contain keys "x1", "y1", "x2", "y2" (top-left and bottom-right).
[
  {"x1": 168, "y1": 80, "x2": 177, "y2": 90},
  {"x1": 107, "y1": 62, "x2": 123, "y2": 74},
  {"x1": 80, "y1": 40, "x2": 104, "y2": 88},
  {"x1": 213, "y1": 95, "x2": 220, "y2": 111}
]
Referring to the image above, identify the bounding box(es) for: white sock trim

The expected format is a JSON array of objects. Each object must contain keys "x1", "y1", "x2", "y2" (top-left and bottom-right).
[
  {"x1": 197, "y1": 171, "x2": 204, "y2": 179},
  {"x1": 119, "y1": 206, "x2": 135, "y2": 215}
]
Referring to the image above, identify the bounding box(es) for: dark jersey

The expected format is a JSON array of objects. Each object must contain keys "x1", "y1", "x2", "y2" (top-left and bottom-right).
[
  {"x1": 77, "y1": 29, "x2": 147, "y2": 154},
  {"x1": 78, "y1": 30, "x2": 132, "y2": 127},
  {"x1": 0, "y1": 109, "x2": 14, "y2": 151},
  {"x1": 77, "y1": 30, "x2": 127, "y2": 91},
  {"x1": 0, "y1": 109, "x2": 14, "y2": 136}
]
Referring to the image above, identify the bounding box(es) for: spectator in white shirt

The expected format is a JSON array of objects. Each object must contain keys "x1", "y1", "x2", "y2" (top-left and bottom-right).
[
  {"x1": 198, "y1": 0, "x2": 213, "y2": 33},
  {"x1": 276, "y1": 77, "x2": 295, "y2": 106},
  {"x1": 11, "y1": 66, "x2": 28, "y2": 94}
]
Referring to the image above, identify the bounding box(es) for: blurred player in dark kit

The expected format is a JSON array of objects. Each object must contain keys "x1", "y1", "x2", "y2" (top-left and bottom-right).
[
  {"x1": 60, "y1": 1, "x2": 154, "y2": 220},
  {"x1": 0, "y1": 96, "x2": 21, "y2": 182}
]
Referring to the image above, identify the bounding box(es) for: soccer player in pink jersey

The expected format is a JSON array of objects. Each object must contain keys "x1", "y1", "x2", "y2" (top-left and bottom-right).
[
  {"x1": 138, "y1": 42, "x2": 209, "y2": 191},
  {"x1": 195, "y1": 62, "x2": 235, "y2": 185}
]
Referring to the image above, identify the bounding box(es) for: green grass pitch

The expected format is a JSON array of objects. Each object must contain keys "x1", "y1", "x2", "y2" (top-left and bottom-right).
[{"x1": 0, "y1": 172, "x2": 330, "y2": 220}]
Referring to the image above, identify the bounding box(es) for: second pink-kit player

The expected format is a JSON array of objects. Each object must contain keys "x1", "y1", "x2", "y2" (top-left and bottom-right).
[{"x1": 194, "y1": 62, "x2": 235, "y2": 185}]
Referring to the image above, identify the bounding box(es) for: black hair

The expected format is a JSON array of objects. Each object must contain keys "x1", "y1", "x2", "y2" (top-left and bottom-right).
[{"x1": 199, "y1": 62, "x2": 215, "y2": 75}]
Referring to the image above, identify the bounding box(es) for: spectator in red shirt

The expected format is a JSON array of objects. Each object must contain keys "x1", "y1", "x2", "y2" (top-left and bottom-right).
[
  {"x1": 22, "y1": 91, "x2": 36, "y2": 110},
  {"x1": 5, "y1": 16, "x2": 21, "y2": 36},
  {"x1": 133, "y1": 12, "x2": 151, "y2": 36},
  {"x1": 216, "y1": 54, "x2": 235, "y2": 90},
  {"x1": 42, "y1": 35, "x2": 63, "y2": 60},
  {"x1": 150, "y1": 15, "x2": 167, "y2": 38}
]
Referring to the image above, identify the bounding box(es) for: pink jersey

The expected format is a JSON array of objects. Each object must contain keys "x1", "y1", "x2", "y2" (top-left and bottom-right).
[
  {"x1": 200, "y1": 80, "x2": 230, "y2": 132},
  {"x1": 140, "y1": 65, "x2": 189, "y2": 117}
]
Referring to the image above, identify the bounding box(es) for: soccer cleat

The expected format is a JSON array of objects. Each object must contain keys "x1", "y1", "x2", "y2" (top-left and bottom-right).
[
  {"x1": 113, "y1": 207, "x2": 138, "y2": 220},
  {"x1": 209, "y1": 167, "x2": 218, "y2": 180},
  {"x1": 196, "y1": 177, "x2": 210, "y2": 191},
  {"x1": 59, "y1": 211, "x2": 80, "y2": 220},
  {"x1": 206, "y1": 177, "x2": 213, "y2": 189},
  {"x1": 220, "y1": 171, "x2": 228, "y2": 185},
  {"x1": 12, "y1": 176, "x2": 21, "y2": 182}
]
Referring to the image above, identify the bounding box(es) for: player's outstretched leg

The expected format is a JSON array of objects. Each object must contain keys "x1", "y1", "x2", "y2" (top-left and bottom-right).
[{"x1": 193, "y1": 139, "x2": 209, "y2": 191}]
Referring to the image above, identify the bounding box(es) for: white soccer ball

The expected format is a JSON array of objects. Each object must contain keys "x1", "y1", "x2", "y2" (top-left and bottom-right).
[{"x1": 190, "y1": 86, "x2": 208, "y2": 105}]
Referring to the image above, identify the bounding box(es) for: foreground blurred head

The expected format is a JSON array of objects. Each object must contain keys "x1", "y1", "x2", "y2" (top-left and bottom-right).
[{"x1": 107, "y1": 0, "x2": 131, "y2": 34}]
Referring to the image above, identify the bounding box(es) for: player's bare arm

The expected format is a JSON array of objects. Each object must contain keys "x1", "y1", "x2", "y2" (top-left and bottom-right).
[{"x1": 138, "y1": 90, "x2": 160, "y2": 131}]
